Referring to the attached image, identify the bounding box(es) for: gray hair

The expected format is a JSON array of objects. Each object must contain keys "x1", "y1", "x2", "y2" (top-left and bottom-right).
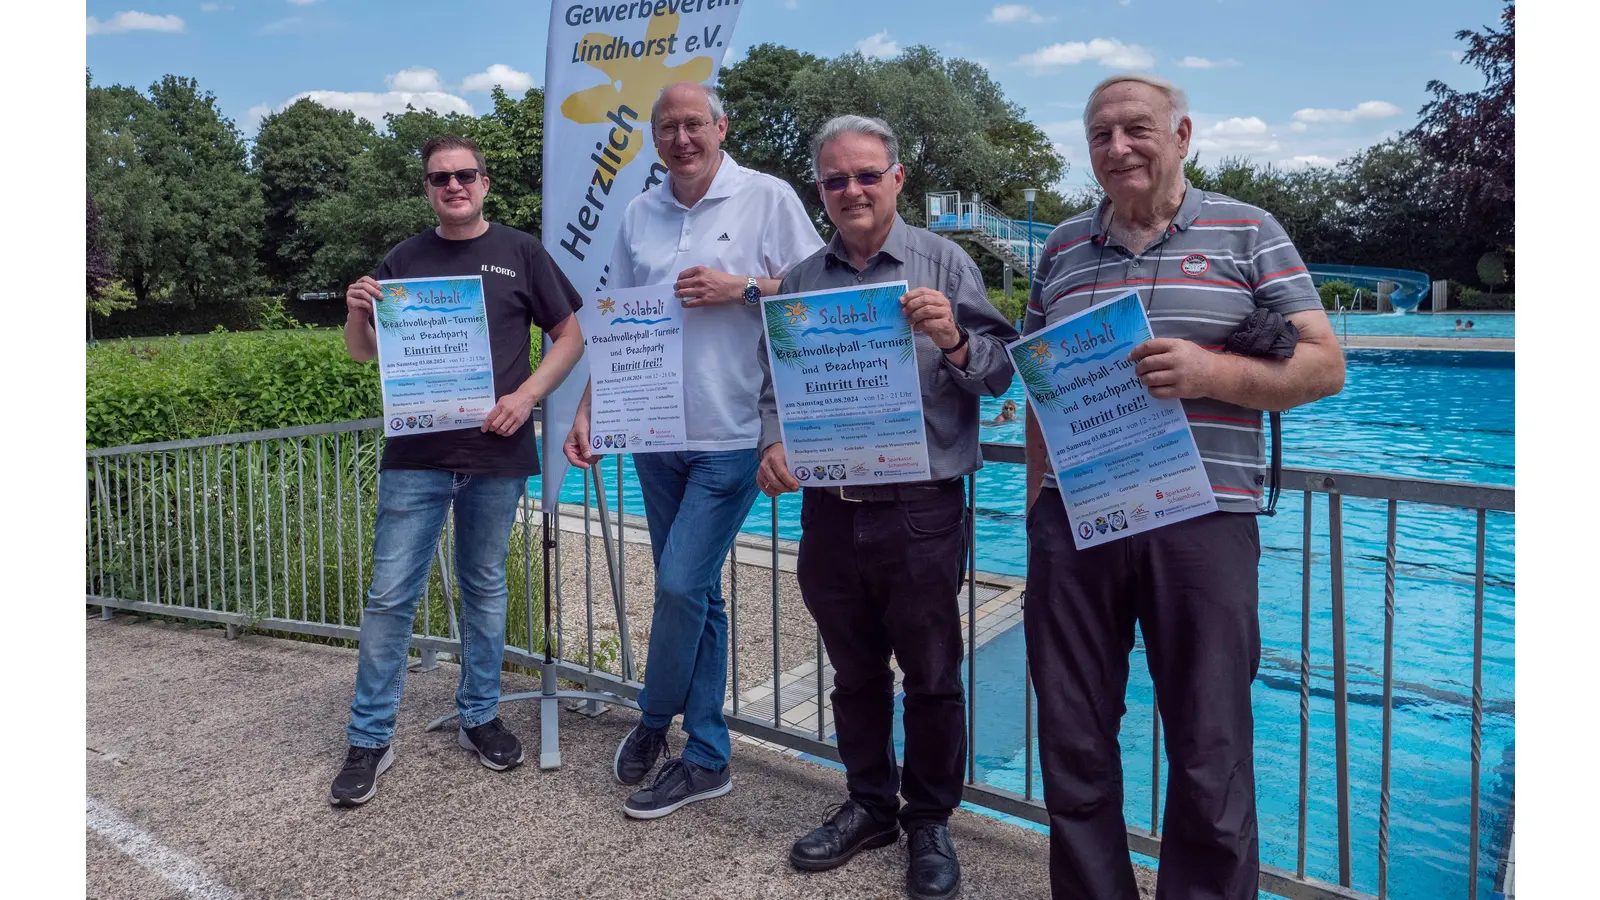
[
  {"x1": 1083, "y1": 73, "x2": 1189, "y2": 132},
  {"x1": 650, "y1": 82, "x2": 726, "y2": 125},
  {"x1": 810, "y1": 115, "x2": 900, "y2": 178}
]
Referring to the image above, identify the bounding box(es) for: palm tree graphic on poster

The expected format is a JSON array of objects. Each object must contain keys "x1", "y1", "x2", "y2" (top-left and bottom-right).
[
  {"x1": 1013, "y1": 299, "x2": 1131, "y2": 412},
  {"x1": 765, "y1": 285, "x2": 913, "y2": 369}
]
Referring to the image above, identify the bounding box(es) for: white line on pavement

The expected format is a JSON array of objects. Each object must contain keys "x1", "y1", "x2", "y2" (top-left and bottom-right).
[{"x1": 86, "y1": 797, "x2": 240, "y2": 900}]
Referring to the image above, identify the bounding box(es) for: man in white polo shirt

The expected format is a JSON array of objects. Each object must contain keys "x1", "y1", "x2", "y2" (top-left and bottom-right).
[{"x1": 563, "y1": 81, "x2": 823, "y2": 819}]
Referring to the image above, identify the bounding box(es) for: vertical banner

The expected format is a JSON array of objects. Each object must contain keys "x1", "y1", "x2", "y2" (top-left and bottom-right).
[{"x1": 538, "y1": 0, "x2": 746, "y2": 507}]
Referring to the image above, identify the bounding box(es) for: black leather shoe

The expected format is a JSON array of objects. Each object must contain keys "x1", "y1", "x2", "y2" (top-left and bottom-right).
[
  {"x1": 906, "y1": 822, "x2": 961, "y2": 900},
  {"x1": 789, "y1": 799, "x2": 900, "y2": 872}
]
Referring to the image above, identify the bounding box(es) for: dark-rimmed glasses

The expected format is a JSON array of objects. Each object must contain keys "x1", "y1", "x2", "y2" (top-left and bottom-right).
[
  {"x1": 818, "y1": 165, "x2": 896, "y2": 192},
  {"x1": 424, "y1": 168, "x2": 482, "y2": 188}
]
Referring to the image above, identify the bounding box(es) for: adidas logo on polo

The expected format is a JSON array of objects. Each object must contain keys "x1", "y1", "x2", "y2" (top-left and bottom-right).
[{"x1": 717, "y1": 232, "x2": 731, "y2": 241}]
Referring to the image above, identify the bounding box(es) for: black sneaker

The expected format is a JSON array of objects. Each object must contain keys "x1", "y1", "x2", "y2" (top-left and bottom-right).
[
  {"x1": 328, "y1": 745, "x2": 393, "y2": 808},
  {"x1": 789, "y1": 799, "x2": 900, "y2": 871},
  {"x1": 613, "y1": 722, "x2": 669, "y2": 785},
  {"x1": 622, "y1": 757, "x2": 731, "y2": 819},
  {"x1": 458, "y1": 717, "x2": 525, "y2": 771},
  {"x1": 906, "y1": 822, "x2": 961, "y2": 900}
]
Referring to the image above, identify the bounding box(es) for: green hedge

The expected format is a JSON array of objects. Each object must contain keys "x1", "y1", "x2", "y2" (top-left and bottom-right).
[
  {"x1": 86, "y1": 328, "x2": 383, "y2": 449},
  {"x1": 88, "y1": 296, "x2": 351, "y2": 341}
]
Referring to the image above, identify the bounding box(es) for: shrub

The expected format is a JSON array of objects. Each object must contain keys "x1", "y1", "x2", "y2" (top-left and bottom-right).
[
  {"x1": 986, "y1": 286, "x2": 1026, "y2": 327},
  {"x1": 86, "y1": 328, "x2": 383, "y2": 449},
  {"x1": 1457, "y1": 287, "x2": 1515, "y2": 310},
  {"x1": 1316, "y1": 280, "x2": 1358, "y2": 310}
]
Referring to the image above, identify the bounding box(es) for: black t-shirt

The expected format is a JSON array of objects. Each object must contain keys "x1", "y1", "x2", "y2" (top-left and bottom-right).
[{"x1": 373, "y1": 223, "x2": 580, "y2": 477}]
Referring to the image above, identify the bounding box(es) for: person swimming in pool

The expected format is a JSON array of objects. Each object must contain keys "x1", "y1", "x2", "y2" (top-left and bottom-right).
[
  {"x1": 983, "y1": 399, "x2": 1019, "y2": 426},
  {"x1": 1455, "y1": 319, "x2": 1464, "y2": 331},
  {"x1": 1466, "y1": 320, "x2": 1475, "y2": 330}
]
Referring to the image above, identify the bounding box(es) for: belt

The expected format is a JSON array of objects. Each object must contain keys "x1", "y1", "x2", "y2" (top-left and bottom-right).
[{"x1": 816, "y1": 479, "x2": 961, "y2": 503}]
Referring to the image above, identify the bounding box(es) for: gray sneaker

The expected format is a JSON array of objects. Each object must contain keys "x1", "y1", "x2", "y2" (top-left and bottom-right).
[
  {"x1": 622, "y1": 757, "x2": 731, "y2": 819},
  {"x1": 613, "y1": 722, "x2": 669, "y2": 785}
]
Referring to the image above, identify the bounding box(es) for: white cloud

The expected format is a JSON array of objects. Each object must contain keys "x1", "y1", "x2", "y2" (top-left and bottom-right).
[
  {"x1": 784, "y1": 0, "x2": 798, "y2": 8},
  {"x1": 1177, "y1": 56, "x2": 1239, "y2": 69},
  {"x1": 1290, "y1": 121, "x2": 1308, "y2": 133},
  {"x1": 1190, "y1": 114, "x2": 1279, "y2": 155},
  {"x1": 277, "y1": 90, "x2": 474, "y2": 125},
  {"x1": 287, "y1": 0, "x2": 318, "y2": 5},
  {"x1": 86, "y1": 11, "x2": 185, "y2": 35},
  {"x1": 199, "y1": 3, "x2": 231, "y2": 11},
  {"x1": 1281, "y1": 155, "x2": 1337, "y2": 170},
  {"x1": 386, "y1": 68, "x2": 444, "y2": 93},
  {"x1": 856, "y1": 30, "x2": 900, "y2": 59},
  {"x1": 1292, "y1": 100, "x2": 1403, "y2": 125},
  {"x1": 1018, "y1": 38, "x2": 1154, "y2": 73},
  {"x1": 461, "y1": 64, "x2": 535, "y2": 94},
  {"x1": 988, "y1": 5, "x2": 1053, "y2": 23},
  {"x1": 261, "y1": 16, "x2": 305, "y2": 34}
]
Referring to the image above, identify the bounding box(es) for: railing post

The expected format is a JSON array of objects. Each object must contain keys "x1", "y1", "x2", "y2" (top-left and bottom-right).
[{"x1": 1329, "y1": 489, "x2": 1353, "y2": 887}]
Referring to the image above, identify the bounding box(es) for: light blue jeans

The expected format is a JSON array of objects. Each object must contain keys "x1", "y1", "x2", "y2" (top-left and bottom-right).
[
  {"x1": 346, "y1": 468, "x2": 527, "y2": 749},
  {"x1": 632, "y1": 449, "x2": 762, "y2": 770}
]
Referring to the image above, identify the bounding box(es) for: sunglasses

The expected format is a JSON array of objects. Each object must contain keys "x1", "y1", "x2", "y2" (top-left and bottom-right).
[
  {"x1": 424, "y1": 168, "x2": 482, "y2": 188},
  {"x1": 817, "y1": 165, "x2": 896, "y2": 192}
]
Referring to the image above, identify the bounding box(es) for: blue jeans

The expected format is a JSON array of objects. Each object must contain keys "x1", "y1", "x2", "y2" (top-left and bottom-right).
[
  {"x1": 346, "y1": 468, "x2": 528, "y2": 749},
  {"x1": 632, "y1": 449, "x2": 761, "y2": 770}
]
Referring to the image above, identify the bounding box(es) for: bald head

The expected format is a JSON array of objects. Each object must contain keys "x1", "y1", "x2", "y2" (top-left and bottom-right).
[{"x1": 651, "y1": 82, "x2": 726, "y2": 126}]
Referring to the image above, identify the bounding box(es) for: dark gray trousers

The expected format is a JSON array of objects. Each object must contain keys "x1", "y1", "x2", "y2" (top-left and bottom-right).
[{"x1": 1025, "y1": 489, "x2": 1262, "y2": 900}]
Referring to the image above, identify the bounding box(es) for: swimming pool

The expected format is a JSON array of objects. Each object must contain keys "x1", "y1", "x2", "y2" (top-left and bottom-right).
[
  {"x1": 534, "y1": 348, "x2": 1514, "y2": 899},
  {"x1": 1334, "y1": 312, "x2": 1514, "y2": 339}
]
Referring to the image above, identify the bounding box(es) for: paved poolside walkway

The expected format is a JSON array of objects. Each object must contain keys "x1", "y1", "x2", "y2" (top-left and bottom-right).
[
  {"x1": 87, "y1": 615, "x2": 1158, "y2": 900},
  {"x1": 1342, "y1": 335, "x2": 1513, "y2": 351}
]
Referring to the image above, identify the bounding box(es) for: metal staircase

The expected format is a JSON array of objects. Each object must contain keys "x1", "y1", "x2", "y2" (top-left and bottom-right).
[{"x1": 925, "y1": 191, "x2": 1047, "y2": 281}]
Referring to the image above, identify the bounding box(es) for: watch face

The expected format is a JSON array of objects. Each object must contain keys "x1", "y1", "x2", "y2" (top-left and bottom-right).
[{"x1": 744, "y1": 282, "x2": 761, "y2": 304}]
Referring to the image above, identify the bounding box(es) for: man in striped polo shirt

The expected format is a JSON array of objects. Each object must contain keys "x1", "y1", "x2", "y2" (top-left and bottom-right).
[{"x1": 1023, "y1": 74, "x2": 1346, "y2": 900}]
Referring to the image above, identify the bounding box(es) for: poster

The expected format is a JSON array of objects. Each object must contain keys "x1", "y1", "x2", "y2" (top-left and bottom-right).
[
  {"x1": 373, "y1": 276, "x2": 496, "y2": 437},
  {"x1": 1010, "y1": 291, "x2": 1217, "y2": 547},
  {"x1": 762, "y1": 282, "x2": 931, "y2": 487},
  {"x1": 575, "y1": 283, "x2": 686, "y2": 454}
]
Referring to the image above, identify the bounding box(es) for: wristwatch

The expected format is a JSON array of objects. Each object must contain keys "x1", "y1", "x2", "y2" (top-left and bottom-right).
[
  {"x1": 940, "y1": 326, "x2": 970, "y2": 355},
  {"x1": 742, "y1": 277, "x2": 761, "y2": 306}
]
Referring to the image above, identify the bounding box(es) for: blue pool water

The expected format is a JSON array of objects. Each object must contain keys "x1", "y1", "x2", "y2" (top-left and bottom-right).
[
  {"x1": 1335, "y1": 312, "x2": 1514, "y2": 339},
  {"x1": 534, "y1": 348, "x2": 1514, "y2": 900}
]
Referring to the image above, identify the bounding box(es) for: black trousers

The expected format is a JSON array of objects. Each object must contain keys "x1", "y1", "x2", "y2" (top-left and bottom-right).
[
  {"x1": 796, "y1": 482, "x2": 968, "y2": 829},
  {"x1": 1025, "y1": 488, "x2": 1262, "y2": 900}
]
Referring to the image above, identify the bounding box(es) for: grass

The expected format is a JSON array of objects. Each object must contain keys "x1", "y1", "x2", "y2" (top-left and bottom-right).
[{"x1": 84, "y1": 429, "x2": 553, "y2": 661}]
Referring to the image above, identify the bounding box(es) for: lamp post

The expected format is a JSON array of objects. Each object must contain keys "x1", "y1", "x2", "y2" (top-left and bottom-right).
[{"x1": 1023, "y1": 188, "x2": 1038, "y2": 289}]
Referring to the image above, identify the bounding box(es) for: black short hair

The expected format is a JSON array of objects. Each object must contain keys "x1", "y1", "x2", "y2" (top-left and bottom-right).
[{"x1": 421, "y1": 136, "x2": 487, "y2": 175}]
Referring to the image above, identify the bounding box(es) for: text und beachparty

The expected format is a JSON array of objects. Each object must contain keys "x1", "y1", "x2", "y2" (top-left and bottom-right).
[
  {"x1": 1010, "y1": 291, "x2": 1217, "y2": 548},
  {"x1": 373, "y1": 276, "x2": 497, "y2": 437},
  {"x1": 763, "y1": 282, "x2": 932, "y2": 487},
  {"x1": 576, "y1": 283, "x2": 687, "y2": 454}
]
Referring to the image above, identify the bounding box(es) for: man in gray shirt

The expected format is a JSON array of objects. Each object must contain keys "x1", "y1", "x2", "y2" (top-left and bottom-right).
[{"x1": 755, "y1": 115, "x2": 1017, "y2": 900}]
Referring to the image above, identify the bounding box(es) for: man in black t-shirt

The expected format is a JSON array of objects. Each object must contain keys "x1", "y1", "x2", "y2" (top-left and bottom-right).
[{"x1": 328, "y1": 136, "x2": 584, "y2": 808}]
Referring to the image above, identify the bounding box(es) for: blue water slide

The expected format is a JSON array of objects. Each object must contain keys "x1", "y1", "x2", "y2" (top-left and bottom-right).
[{"x1": 1306, "y1": 264, "x2": 1432, "y2": 311}]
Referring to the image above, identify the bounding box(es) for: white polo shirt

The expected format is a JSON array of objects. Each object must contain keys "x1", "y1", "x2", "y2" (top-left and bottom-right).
[{"x1": 607, "y1": 152, "x2": 824, "y2": 450}]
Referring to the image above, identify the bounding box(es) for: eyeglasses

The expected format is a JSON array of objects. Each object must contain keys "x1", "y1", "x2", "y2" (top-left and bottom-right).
[
  {"x1": 654, "y1": 119, "x2": 711, "y2": 141},
  {"x1": 424, "y1": 168, "x2": 482, "y2": 188},
  {"x1": 817, "y1": 166, "x2": 897, "y2": 192}
]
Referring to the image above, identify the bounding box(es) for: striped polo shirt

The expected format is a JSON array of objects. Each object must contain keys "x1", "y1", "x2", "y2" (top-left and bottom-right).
[{"x1": 1024, "y1": 184, "x2": 1323, "y2": 513}]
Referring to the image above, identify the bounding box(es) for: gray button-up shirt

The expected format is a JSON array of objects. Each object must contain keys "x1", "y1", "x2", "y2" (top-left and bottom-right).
[{"x1": 757, "y1": 215, "x2": 1018, "y2": 480}]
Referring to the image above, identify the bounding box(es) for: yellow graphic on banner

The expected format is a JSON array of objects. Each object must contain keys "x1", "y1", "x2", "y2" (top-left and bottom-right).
[
  {"x1": 560, "y1": 11, "x2": 713, "y2": 179},
  {"x1": 596, "y1": 297, "x2": 616, "y2": 314}
]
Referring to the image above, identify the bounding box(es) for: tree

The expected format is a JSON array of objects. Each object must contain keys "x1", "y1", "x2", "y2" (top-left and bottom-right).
[
  {"x1": 1410, "y1": 2, "x2": 1514, "y2": 270},
  {"x1": 253, "y1": 99, "x2": 375, "y2": 293},
  {"x1": 86, "y1": 196, "x2": 114, "y2": 303},
  {"x1": 302, "y1": 106, "x2": 474, "y2": 290},
  {"x1": 1331, "y1": 137, "x2": 1460, "y2": 276},
  {"x1": 720, "y1": 44, "x2": 1064, "y2": 230},
  {"x1": 719, "y1": 43, "x2": 825, "y2": 211},
  {"x1": 466, "y1": 86, "x2": 546, "y2": 236},
  {"x1": 87, "y1": 73, "x2": 266, "y2": 307}
]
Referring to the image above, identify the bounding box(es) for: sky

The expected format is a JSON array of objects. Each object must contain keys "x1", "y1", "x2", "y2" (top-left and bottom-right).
[{"x1": 85, "y1": 0, "x2": 1507, "y2": 189}]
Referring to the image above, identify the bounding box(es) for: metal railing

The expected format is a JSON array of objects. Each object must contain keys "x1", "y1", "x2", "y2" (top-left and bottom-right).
[{"x1": 84, "y1": 419, "x2": 1514, "y2": 900}]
